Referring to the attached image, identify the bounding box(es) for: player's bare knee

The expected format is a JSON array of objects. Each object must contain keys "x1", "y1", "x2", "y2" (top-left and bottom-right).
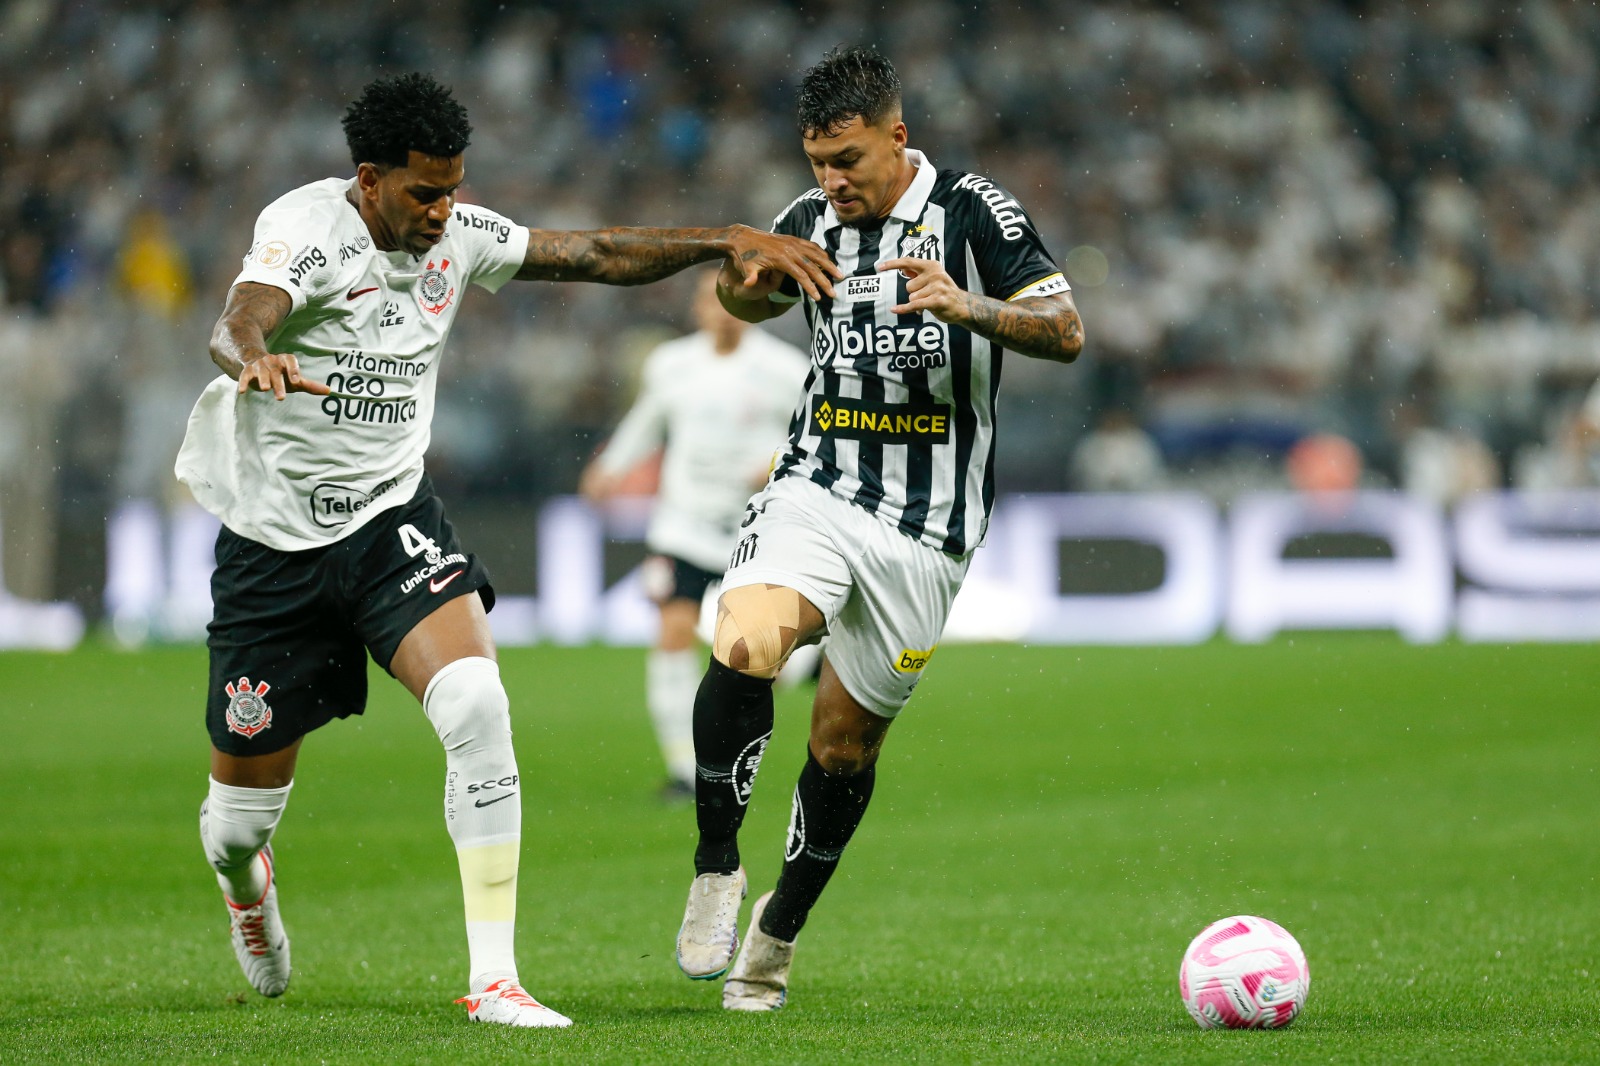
[
  {"x1": 809, "y1": 735, "x2": 880, "y2": 776},
  {"x1": 423, "y1": 656, "x2": 511, "y2": 754},
  {"x1": 713, "y1": 584, "x2": 807, "y2": 679}
]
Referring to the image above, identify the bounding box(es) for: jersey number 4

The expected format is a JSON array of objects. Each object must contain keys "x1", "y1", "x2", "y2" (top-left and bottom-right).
[{"x1": 398, "y1": 523, "x2": 442, "y2": 561}]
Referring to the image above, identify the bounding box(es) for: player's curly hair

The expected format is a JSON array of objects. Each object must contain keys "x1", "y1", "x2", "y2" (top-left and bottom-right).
[
  {"x1": 796, "y1": 46, "x2": 902, "y2": 137},
  {"x1": 341, "y1": 73, "x2": 473, "y2": 169}
]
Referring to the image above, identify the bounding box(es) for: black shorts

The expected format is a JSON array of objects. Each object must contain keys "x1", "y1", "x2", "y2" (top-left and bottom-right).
[
  {"x1": 205, "y1": 477, "x2": 494, "y2": 756},
  {"x1": 640, "y1": 554, "x2": 722, "y2": 605}
]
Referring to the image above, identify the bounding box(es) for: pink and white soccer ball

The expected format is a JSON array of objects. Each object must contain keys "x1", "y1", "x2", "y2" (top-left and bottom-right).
[{"x1": 1179, "y1": 915, "x2": 1310, "y2": 1029}]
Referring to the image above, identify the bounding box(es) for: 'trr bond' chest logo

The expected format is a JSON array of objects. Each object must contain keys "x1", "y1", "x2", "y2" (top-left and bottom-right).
[
  {"x1": 418, "y1": 258, "x2": 455, "y2": 315},
  {"x1": 224, "y1": 676, "x2": 273, "y2": 739}
]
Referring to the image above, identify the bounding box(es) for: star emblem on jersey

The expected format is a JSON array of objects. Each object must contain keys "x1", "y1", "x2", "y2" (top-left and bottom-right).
[
  {"x1": 224, "y1": 677, "x2": 274, "y2": 739},
  {"x1": 899, "y1": 231, "x2": 941, "y2": 262},
  {"x1": 418, "y1": 258, "x2": 455, "y2": 315}
]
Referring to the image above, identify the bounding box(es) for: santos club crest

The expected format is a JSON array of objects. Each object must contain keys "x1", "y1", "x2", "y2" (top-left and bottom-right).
[
  {"x1": 900, "y1": 225, "x2": 941, "y2": 262},
  {"x1": 224, "y1": 676, "x2": 274, "y2": 739},
  {"x1": 418, "y1": 258, "x2": 455, "y2": 315}
]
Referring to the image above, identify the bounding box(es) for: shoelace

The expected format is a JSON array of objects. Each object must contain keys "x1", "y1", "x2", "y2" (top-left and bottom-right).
[{"x1": 230, "y1": 904, "x2": 273, "y2": 956}]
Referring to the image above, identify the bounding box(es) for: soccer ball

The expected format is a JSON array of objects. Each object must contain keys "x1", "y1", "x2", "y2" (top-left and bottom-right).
[{"x1": 1179, "y1": 915, "x2": 1309, "y2": 1029}]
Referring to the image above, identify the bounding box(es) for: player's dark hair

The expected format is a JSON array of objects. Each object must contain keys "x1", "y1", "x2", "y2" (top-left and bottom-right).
[
  {"x1": 796, "y1": 46, "x2": 902, "y2": 137},
  {"x1": 341, "y1": 73, "x2": 473, "y2": 170}
]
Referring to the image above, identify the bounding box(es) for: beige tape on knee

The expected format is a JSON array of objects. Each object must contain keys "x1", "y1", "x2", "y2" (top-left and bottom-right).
[
  {"x1": 457, "y1": 840, "x2": 519, "y2": 923},
  {"x1": 714, "y1": 584, "x2": 803, "y2": 678}
]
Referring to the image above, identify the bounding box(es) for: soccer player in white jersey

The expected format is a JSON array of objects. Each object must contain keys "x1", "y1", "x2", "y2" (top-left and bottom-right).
[
  {"x1": 580, "y1": 271, "x2": 811, "y2": 800},
  {"x1": 672, "y1": 48, "x2": 1084, "y2": 1010},
  {"x1": 176, "y1": 73, "x2": 838, "y2": 1029}
]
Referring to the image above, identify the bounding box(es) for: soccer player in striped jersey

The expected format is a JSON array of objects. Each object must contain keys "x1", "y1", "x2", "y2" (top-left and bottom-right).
[{"x1": 674, "y1": 47, "x2": 1084, "y2": 1010}]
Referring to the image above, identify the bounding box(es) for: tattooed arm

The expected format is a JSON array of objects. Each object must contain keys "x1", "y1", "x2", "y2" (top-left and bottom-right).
[
  {"x1": 209, "y1": 282, "x2": 331, "y2": 398},
  {"x1": 952, "y1": 293, "x2": 1084, "y2": 364},
  {"x1": 879, "y1": 257, "x2": 1084, "y2": 364},
  {"x1": 515, "y1": 223, "x2": 839, "y2": 299}
]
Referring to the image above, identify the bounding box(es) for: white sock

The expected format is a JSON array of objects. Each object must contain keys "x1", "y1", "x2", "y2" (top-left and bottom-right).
[
  {"x1": 200, "y1": 777, "x2": 292, "y2": 904},
  {"x1": 424, "y1": 656, "x2": 521, "y2": 992},
  {"x1": 647, "y1": 648, "x2": 699, "y2": 785}
]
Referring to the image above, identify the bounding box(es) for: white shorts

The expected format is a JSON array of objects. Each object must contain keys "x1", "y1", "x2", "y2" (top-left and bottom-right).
[{"x1": 721, "y1": 476, "x2": 970, "y2": 717}]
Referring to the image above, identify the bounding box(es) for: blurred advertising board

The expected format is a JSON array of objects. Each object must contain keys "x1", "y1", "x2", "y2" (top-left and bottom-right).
[{"x1": 83, "y1": 490, "x2": 1600, "y2": 650}]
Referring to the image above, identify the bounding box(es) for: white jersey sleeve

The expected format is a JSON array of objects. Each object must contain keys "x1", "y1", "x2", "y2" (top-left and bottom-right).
[
  {"x1": 448, "y1": 202, "x2": 528, "y2": 294},
  {"x1": 235, "y1": 202, "x2": 343, "y2": 313},
  {"x1": 594, "y1": 348, "x2": 671, "y2": 476}
]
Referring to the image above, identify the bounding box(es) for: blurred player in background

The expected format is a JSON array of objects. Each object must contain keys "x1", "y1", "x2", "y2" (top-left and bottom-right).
[
  {"x1": 673, "y1": 47, "x2": 1084, "y2": 1010},
  {"x1": 176, "y1": 72, "x2": 838, "y2": 1029},
  {"x1": 580, "y1": 270, "x2": 814, "y2": 801}
]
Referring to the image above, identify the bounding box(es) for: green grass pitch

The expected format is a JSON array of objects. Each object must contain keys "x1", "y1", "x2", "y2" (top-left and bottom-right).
[{"x1": 1, "y1": 637, "x2": 1596, "y2": 1063}]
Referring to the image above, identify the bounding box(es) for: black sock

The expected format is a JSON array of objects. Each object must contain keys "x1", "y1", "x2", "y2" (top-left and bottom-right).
[
  {"x1": 760, "y1": 749, "x2": 876, "y2": 942},
  {"x1": 692, "y1": 658, "x2": 775, "y2": 875}
]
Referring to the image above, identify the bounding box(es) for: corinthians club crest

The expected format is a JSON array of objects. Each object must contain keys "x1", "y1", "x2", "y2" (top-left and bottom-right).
[
  {"x1": 224, "y1": 676, "x2": 273, "y2": 739},
  {"x1": 418, "y1": 257, "x2": 455, "y2": 315}
]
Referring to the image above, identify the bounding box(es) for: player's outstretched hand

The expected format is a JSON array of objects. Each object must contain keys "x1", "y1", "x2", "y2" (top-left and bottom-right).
[
  {"x1": 237, "y1": 352, "x2": 332, "y2": 400},
  {"x1": 724, "y1": 225, "x2": 840, "y2": 302},
  {"x1": 878, "y1": 256, "x2": 968, "y2": 322}
]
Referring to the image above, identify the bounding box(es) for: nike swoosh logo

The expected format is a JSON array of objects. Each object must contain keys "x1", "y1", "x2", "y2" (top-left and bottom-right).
[
  {"x1": 346, "y1": 286, "x2": 380, "y2": 300},
  {"x1": 474, "y1": 792, "x2": 516, "y2": 808},
  {"x1": 430, "y1": 570, "x2": 464, "y2": 594}
]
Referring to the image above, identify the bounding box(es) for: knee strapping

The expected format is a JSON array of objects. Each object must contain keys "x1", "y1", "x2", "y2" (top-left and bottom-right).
[
  {"x1": 423, "y1": 656, "x2": 512, "y2": 754},
  {"x1": 713, "y1": 584, "x2": 805, "y2": 678}
]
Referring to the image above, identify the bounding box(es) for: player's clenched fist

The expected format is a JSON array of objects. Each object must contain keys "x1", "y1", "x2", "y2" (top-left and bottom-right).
[{"x1": 236, "y1": 352, "x2": 331, "y2": 400}]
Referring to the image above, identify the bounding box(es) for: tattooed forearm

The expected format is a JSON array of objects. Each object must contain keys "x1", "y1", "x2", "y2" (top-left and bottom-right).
[
  {"x1": 959, "y1": 293, "x2": 1084, "y2": 363},
  {"x1": 516, "y1": 226, "x2": 731, "y2": 285},
  {"x1": 210, "y1": 283, "x2": 292, "y2": 377}
]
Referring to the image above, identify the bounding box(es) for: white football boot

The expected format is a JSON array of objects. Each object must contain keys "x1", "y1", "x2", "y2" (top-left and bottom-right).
[
  {"x1": 676, "y1": 866, "x2": 747, "y2": 979},
  {"x1": 455, "y1": 979, "x2": 573, "y2": 1028},
  {"x1": 224, "y1": 846, "x2": 291, "y2": 997},
  {"x1": 722, "y1": 891, "x2": 795, "y2": 1012}
]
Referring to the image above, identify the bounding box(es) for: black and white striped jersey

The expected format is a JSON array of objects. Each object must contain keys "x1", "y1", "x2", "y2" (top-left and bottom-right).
[{"x1": 767, "y1": 149, "x2": 1068, "y2": 557}]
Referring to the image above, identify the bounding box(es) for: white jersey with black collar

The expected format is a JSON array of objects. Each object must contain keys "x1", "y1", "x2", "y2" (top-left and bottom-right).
[
  {"x1": 176, "y1": 177, "x2": 529, "y2": 551},
  {"x1": 593, "y1": 328, "x2": 809, "y2": 573}
]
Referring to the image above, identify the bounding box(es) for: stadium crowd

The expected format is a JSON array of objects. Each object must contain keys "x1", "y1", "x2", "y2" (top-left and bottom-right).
[{"x1": 2, "y1": 0, "x2": 1599, "y2": 605}]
